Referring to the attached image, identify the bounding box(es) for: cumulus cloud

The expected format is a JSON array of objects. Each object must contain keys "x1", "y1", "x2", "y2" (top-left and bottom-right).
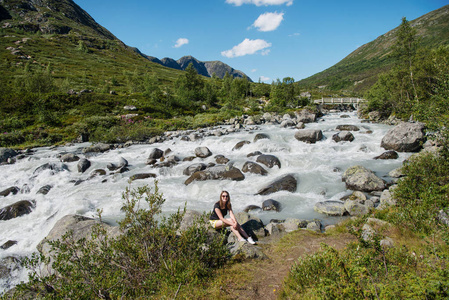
[
  {"x1": 259, "y1": 76, "x2": 271, "y2": 82},
  {"x1": 221, "y1": 38, "x2": 272, "y2": 58},
  {"x1": 252, "y1": 12, "x2": 284, "y2": 32},
  {"x1": 174, "y1": 38, "x2": 189, "y2": 48},
  {"x1": 226, "y1": 0, "x2": 293, "y2": 6}
]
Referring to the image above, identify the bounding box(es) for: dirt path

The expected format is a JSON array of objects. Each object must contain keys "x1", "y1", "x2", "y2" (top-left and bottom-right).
[{"x1": 215, "y1": 230, "x2": 356, "y2": 300}]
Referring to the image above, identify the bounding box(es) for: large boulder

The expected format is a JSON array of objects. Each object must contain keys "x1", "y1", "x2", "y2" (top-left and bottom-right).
[
  {"x1": 60, "y1": 153, "x2": 80, "y2": 162},
  {"x1": 82, "y1": 143, "x2": 112, "y2": 153},
  {"x1": 344, "y1": 200, "x2": 370, "y2": 216},
  {"x1": 314, "y1": 200, "x2": 346, "y2": 216},
  {"x1": 107, "y1": 157, "x2": 128, "y2": 171},
  {"x1": 381, "y1": 122, "x2": 426, "y2": 152},
  {"x1": 294, "y1": 129, "x2": 323, "y2": 144},
  {"x1": 37, "y1": 214, "x2": 121, "y2": 275},
  {"x1": 342, "y1": 165, "x2": 386, "y2": 192},
  {"x1": 232, "y1": 140, "x2": 250, "y2": 151},
  {"x1": 242, "y1": 161, "x2": 268, "y2": 175},
  {"x1": 0, "y1": 200, "x2": 35, "y2": 221},
  {"x1": 183, "y1": 163, "x2": 207, "y2": 176},
  {"x1": 0, "y1": 186, "x2": 20, "y2": 197},
  {"x1": 295, "y1": 109, "x2": 316, "y2": 123},
  {"x1": 148, "y1": 148, "x2": 164, "y2": 160},
  {"x1": 253, "y1": 133, "x2": 270, "y2": 142},
  {"x1": 256, "y1": 174, "x2": 297, "y2": 195},
  {"x1": 256, "y1": 154, "x2": 281, "y2": 169},
  {"x1": 374, "y1": 150, "x2": 398, "y2": 160},
  {"x1": 184, "y1": 165, "x2": 245, "y2": 185},
  {"x1": 336, "y1": 125, "x2": 360, "y2": 131},
  {"x1": 77, "y1": 158, "x2": 91, "y2": 173},
  {"x1": 0, "y1": 148, "x2": 17, "y2": 163},
  {"x1": 33, "y1": 163, "x2": 69, "y2": 175},
  {"x1": 194, "y1": 147, "x2": 212, "y2": 158},
  {"x1": 332, "y1": 131, "x2": 354, "y2": 142},
  {"x1": 262, "y1": 199, "x2": 282, "y2": 212}
]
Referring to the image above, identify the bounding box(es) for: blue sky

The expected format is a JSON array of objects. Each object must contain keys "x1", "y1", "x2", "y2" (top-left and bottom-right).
[{"x1": 73, "y1": 0, "x2": 447, "y2": 82}]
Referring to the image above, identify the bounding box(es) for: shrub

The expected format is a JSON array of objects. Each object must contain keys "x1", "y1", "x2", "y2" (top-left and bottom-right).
[{"x1": 16, "y1": 183, "x2": 229, "y2": 299}]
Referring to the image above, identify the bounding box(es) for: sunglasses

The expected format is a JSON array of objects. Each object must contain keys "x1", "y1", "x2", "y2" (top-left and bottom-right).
[{"x1": 222, "y1": 195, "x2": 229, "y2": 198}]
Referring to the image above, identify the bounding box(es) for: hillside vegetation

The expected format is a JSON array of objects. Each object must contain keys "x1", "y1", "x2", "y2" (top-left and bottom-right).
[{"x1": 297, "y1": 4, "x2": 449, "y2": 94}]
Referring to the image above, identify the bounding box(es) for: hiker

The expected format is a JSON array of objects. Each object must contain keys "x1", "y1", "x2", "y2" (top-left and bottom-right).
[{"x1": 209, "y1": 190, "x2": 256, "y2": 244}]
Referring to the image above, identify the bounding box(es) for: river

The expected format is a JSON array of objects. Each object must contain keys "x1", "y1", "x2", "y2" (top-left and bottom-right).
[{"x1": 0, "y1": 111, "x2": 410, "y2": 292}]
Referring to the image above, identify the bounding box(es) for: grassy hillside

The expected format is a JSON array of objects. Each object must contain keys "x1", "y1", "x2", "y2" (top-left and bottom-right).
[{"x1": 297, "y1": 4, "x2": 449, "y2": 94}]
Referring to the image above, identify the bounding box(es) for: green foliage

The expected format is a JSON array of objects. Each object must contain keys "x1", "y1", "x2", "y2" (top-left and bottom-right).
[
  {"x1": 391, "y1": 150, "x2": 449, "y2": 234},
  {"x1": 16, "y1": 183, "x2": 229, "y2": 299},
  {"x1": 283, "y1": 236, "x2": 449, "y2": 299}
]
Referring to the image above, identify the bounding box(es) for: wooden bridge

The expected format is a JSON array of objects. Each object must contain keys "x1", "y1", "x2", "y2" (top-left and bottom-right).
[{"x1": 313, "y1": 97, "x2": 366, "y2": 108}]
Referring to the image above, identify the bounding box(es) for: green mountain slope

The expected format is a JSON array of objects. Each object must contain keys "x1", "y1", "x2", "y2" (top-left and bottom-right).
[{"x1": 297, "y1": 4, "x2": 449, "y2": 94}]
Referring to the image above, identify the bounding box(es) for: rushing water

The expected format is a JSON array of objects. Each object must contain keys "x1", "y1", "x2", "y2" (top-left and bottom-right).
[{"x1": 0, "y1": 111, "x2": 411, "y2": 292}]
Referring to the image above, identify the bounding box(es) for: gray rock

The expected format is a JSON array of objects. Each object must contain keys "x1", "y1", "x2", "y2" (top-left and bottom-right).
[
  {"x1": 232, "y1": 140, "x2": 250, "y2": 151},
  {"x1": 148, "y1": 148, "x2": 164, "y2": 160},
  {"x1": 295, "y1": 109, "x2": 316, "y2": 123},
  {"x1": 256, "y1": 174, "x2": 297, "y2": 195},
  {"x1": 215, "y1": 155, "x2": 230, "y2": 164},
  {"x1": 77, "y1": 158, "x2": 91, "y2": 173},
  {"x1": 262, "y1": 199, "x2": 282, "y2": 212},
  {"x1": 0, "y1": 240, "x2": 17, "y2": 250},
  {"x1": 0, "y1": 148, "x2": 17, "y2": 163},
  {"x1": 243, "y1": 205, "x2": 262, "y2": 213},
  {"x1": 33, "y1": 163, "x2": 69, "y2": 175},
  {"x1": 283, "y1": 218, "x2": 309, "y2": 232},
  {"x1": 342, "y1": 165, "x2": 385, "y2": 192},
  {"x1": 107, "y1": 157, "x2": 128, "y2": 171},
  {"x1": 437, "y1": 209, "x2": 449, "y2": 227},
  {"x1": 377, "y1": 189, "x2": 396, "y2": 209},
  {"x1": 332, "y1": 131, "x2": 354, "y2": 142},
  {"x1": 247, "y1": 151, "x2": 262, "y2": 157},
  {"x1": 307, "y1": 221, "x2": 322, "y2": 232},
  {"x1": 314, "y1": 200, "x2": 346, "y2": 216},
  {"x1": 381, "y1": 122, "x2": 426, "y2": 152},
  {"x1": 179, "y1": 210, "x2": 205, "y2": 232},
  {"x1": 37, "y1": 185, "x2": 52, "y2": 195},
  {"x1": 184, "y1": 166, "x2": 245, "y2": 185},
  {"x1": 253, "y1": 133, "x2": 270, "y2": 142},
  {"x1": 60, "y1": 153, "x2": 80, "y2": 162},
  {"x1": 130, "y1": 173, "x2": 157, "y2": 181},
  {"x1": 256, "y1": 154, "x2": 281, "y2": 169},
  {"x1": 280, "y1": 119, "x2": 296, "y2": 128},
  {"x1": 90, "y1": 169, "x2": 106, "y2": 177},
  {"x1": 0, "y1": 200, "x2": 35, "y2": 221},
  {"x1": 336, "y1": 125, "x2": 360, "y2": 131},
  {"x1": 183, "y1": 163, "x2": 207, "y2": 176},
  {"x1": 229, "y1": 242, "x2": 267, "y2": 260},
  {"x1": 344, "y1": 200, "x2": 370, "y2": 216},
  {"x1": 242, "y1": 161, "x2": 267, "y2": 175},
  {"x1": 294, "y1": 129, "x2": 323, "y2": 143},
  {"x1": 195, "y1": 146, "x2": 212, "y2": 158},
  {"x1": 235, "y1": 212, "x2": 266, "y2": 239},
  {"x1": 374, "y1": 150, "x2": 399, "y2": 160},
  {"x1": 82, "y1": 143, "x2": 112, "y2": 153},
  {"x1": 0, "y1": 186, "x2": 20, "y2": 197}
]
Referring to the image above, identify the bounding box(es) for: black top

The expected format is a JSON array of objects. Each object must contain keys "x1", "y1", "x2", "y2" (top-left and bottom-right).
[{"x1": 210, "y1": 202, "x2": 228, "y2": 220}]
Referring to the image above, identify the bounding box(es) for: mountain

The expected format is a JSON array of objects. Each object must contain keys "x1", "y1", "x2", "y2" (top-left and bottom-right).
[
  {"x1": 0, "y1": 0, "x2": 117, "y2": 39},
  {"x1": 149, "y1": 54, "x2": 252, "y2": 81},
  {"x1": 297, "y1": 4, "x2": 449, "y2": 94}
]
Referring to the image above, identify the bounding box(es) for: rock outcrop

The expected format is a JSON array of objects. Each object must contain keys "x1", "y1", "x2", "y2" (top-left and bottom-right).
[{"x1": 381, "y1": 122, "x2": 426, "y2": 152}]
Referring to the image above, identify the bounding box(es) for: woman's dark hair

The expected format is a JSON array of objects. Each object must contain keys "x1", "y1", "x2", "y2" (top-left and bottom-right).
[{"x1": 219, "y1": 191, "x2": 232, "y2": 210}]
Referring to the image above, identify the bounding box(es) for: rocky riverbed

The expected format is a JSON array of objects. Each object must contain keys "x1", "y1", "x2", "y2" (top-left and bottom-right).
[{"x1": 0, "y1": 108, "x2": 428, "y2": 293}]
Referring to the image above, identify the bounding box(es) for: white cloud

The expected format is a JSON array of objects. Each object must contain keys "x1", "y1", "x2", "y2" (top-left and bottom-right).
[
  {"x1": 252, "y1": 12, "x2": 284, "y2": 32},
  {"x1": 174, "y1": 38, "x2": 189, "y2": 48},
  {"x1": 251, "y1": 69, "x2": 257, "y2": 72},
  {"x1": 226, "y1": 0, "x2": 293, "y2": 6},
  {"x1": 259, "y1": 76, "x2": 271, "y2": 82},
  {"x1": 289, "y1": 32, "x2": 300, "y2": 37},
  {"x1": 221, "y1": 38, "x2": 272, "y2": 58}
]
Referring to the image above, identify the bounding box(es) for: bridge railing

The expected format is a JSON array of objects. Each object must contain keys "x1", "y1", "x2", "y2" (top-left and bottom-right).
[{"x1": 313, "y1": 97, "x2": 366, "y2": 105}]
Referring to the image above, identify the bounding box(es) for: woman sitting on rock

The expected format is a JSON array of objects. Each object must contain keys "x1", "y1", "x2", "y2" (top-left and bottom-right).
[{"x1": 209, "y1": 190, "x2": 256, "y2": 244}]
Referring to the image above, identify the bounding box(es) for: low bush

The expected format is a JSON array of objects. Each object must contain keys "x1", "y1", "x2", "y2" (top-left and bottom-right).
[{"x1": 15, "y1": 183, "x2": 229, "y2": 299}]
